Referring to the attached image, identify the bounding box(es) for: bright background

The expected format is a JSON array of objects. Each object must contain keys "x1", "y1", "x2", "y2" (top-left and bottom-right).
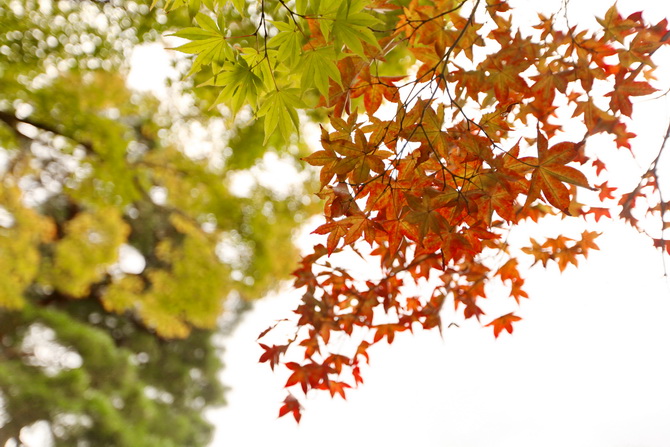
[
  {"x1": 204, "y1": 0, "x2": 670, "y2": 445},
  {"x1": 209, "y1": 221, "x2": 670, "y2": 446},
  {"x1": 130, "y1": 0, "x2": 670, "y2": 445}
]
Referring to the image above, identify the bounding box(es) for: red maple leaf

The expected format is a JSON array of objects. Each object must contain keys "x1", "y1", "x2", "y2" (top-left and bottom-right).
[
  {"x1": 278, "y1": 394, "x2": 302, "y2": 423},
  {"x1": 486, "y1": 313, "x2": 522, "y2": 338}
]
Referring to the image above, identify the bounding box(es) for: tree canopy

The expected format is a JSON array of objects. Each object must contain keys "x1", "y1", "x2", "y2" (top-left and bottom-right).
[
  {"x1": 153, "y1": 0, "x2": 669, "y2": 422},
  {"x1": 0, "y1": 0, "x2": 312, "y2": 444},
  {"x1": 1, "y1": 0, "x2": 668, "y2": 437}
]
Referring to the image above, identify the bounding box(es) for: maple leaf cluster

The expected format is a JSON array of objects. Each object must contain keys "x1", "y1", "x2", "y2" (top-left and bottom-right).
[
  {"x1": 263, "y1": 1, "x2": 669, "y2": 421},
  {"x1": 161, "y1": 0, "x2": 670, "y2": 422}
]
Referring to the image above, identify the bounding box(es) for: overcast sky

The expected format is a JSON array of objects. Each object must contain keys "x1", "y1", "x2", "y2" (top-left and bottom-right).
[
  {"x1": 205, "y1": 0, "x2": 670, "y2": 446},
  {"x1": 209, "y1": 221, "x2": 670, "y2": 446}
]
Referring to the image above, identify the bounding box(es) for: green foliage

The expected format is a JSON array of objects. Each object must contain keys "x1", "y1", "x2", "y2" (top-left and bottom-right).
[
  {"x1": 0, "y1": 302, "x2": 225, "y2": 447},
  {"x1": 171, "y1": 13, "x2": 235, "y2": 77},
  {"x1": 0, "y1": 186, "x2": 54, "y2": 309},
  {"x1": 329, "y1": 0, "x2": 380, "y2": 58},
  {"x1": 267, "y1": 21, "x2": 303, "y2": 67},
  {"x1": 44, "y1": 209, "x2": 131, "y2": 298},
  {"x1": 164, "y1": 0, "x2": 400, "y2": 142},
  {"x1": 299, "y1": 47, "x2": 342, "y2": 98},
  {"x1": 0, "y1": 0, "x2": 313, "y2": 444},
  {"x1": 258, "y1": 89, "x2": 304, "y2": 143},
  {"x1": 207, "y1": 59, "x2": 264, "y2": 112}
]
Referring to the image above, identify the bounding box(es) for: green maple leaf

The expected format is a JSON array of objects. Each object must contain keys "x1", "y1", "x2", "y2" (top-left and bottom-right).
[
  {"x1": 297, "y1": 46, "x2": 342, "y2": 98},
  {"x1": 204, "y1": 59, "x2": 263, "y2": 113},
  {"x1": 331, "y1": 0, "x2": 380, "y2": 58},
  {"x1": 231, "y1": 0, "x2": 247, "y2": 15},
  {"x1": 257, "y1": 89, "x2": 305, "y2": 143},
  {"x1": 171, "y1": 13, "x2": 234, "y2": 76},
  {"x1": 267, "y1": 21, "x2": 304, "y2": 68},
  {"x1": 240, "y1": 47, "x2": 277, "y2": 90}
]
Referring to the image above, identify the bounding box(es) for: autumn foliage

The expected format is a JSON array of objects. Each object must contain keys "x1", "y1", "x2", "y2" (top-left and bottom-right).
[{"x1": 161, "y1": 0, "x2": 670, "y2": 421}]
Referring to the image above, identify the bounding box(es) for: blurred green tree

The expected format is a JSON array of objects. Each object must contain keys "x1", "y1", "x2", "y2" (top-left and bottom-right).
[{"x1": 0, "y1": 0, "x2": 313, "y2": 445}]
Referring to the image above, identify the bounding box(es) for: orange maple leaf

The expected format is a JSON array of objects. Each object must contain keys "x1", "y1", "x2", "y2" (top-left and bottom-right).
[
  {"x1": 522, "y1": 128, "x2": 594, "y2": 213},
  {"x1": 486, "y1": 313, "x2": 522, "y2": 338},
  {"x1": 606, "y1": 72, "x2": 658, "y2": 117}
]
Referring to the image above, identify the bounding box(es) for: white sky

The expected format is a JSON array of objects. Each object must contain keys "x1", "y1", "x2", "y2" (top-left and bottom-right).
[
  {"x1": 6, "y1": 1, "x2": 670, "y2": 447},
  {"x1": 205, "y1": 0, "x2": 670, "y2": 446},
  {"x1": 209, "y1": 221, "x2": 670, "y2": 446}
]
